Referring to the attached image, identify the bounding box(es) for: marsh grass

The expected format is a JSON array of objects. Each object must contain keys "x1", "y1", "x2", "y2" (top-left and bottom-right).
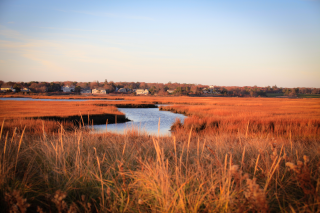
[
  {"x1": 1, "y1": 119, "x2": 319, "y2": 212},
  {"x1": 0, "y1": 101, "x2": 123, "y2": 119},
  {"x1": 161, "y1": 98, "x2": 320, "y2": 141}
]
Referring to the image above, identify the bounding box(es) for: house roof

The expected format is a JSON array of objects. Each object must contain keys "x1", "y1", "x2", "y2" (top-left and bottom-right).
[{"x1": 63, "y1": 85, "x2": 75, "y2": 88}]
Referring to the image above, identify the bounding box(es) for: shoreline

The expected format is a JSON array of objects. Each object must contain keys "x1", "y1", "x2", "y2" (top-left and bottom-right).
[{"x1": 37, "y1": 113, "x2": 130, "y2": 125}]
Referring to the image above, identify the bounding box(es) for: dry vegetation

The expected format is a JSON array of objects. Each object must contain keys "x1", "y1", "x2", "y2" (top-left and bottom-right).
[
  {"x1": 160, "y1": 98, "x2": 320, "y2": 141},
  {"x1": 1, "y1": 125, "x2": 320, "y2": 212},
  {"x1": 0, "y1": 101, "x2": 123, "y2": 118},
  {"x1": 0, "y1": 96, "x2": 320, "y2": 212}
]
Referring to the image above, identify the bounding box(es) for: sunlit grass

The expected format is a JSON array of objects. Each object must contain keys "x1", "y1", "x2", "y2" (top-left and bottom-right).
[
  {"x1": 1, "y1": 123, "x2": 319, "y2": 212},
  {"x1": 0, "y1": 101, "x2": 123, "y2": 119},
  {"x1": 160, "y1": 98, "x2": 320, "y2": 141}
]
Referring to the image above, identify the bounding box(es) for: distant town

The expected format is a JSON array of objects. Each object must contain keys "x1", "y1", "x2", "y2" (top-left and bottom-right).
[{"x1": 0, "y1": 80, "x2": 319, "y2": 97}]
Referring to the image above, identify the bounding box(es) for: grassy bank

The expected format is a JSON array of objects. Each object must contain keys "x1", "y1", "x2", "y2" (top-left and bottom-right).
[
  {"x1": 160, "y1": 98, "x2": 320, "y2": 141},
  {"x1": 1, "y1": 125, "x2": 319, "y2": 212}
]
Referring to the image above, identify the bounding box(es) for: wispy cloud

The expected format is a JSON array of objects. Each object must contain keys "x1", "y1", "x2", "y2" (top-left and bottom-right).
[
  {"x1": 0, "y1": 26, "x2": 137, "y2": 69},
  {"x1": 23, "y1": 52, "x2": 70, "y2": 74},
  {"x1": 37, "y1": 26, "x2": 106, "y2": 32},
  {"x1": 54, "y1": 9, "x2": 154, "y2": 21},
  {"x1": 35, "y1": 26, "x2": 143, "y2": 34},
  {"x1": 0, "y1": 25, "x2": 25, "y2": 40}
]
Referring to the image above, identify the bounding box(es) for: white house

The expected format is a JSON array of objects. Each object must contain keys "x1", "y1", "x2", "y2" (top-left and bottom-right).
[
  {"x1": 167, "y1": 89, "x2": 175, "y2": 94},
  {"x1": 92, "y1": 88, "x2": 106, "y2": 94},
  {"x1": 1, "y1": 85, "x2": 15, "y2": 92},
  {"x1": 62, "y1": 85, "x2": 75, "y2": 92},
  {"x1": 136, "y1": 89, "x2": 149, "y2": 95}
]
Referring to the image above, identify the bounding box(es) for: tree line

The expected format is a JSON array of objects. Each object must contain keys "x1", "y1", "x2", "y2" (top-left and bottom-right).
[{"x1": 0, "y1": 80, "x2": 319, "y2": 97}]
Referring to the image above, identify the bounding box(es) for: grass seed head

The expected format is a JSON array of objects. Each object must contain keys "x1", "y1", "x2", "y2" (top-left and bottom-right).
[
  {"x1": 303, "y1": 155, "x2": 309, "y2": 165},
  {"x1": 5, "y1": 190, "x2": 30, "y2": 213},
  {"x1": 286, "y1": 162, "x2": 297, "y2": 171},
  {"x1": 230, "y1": 165, "x2": 239, "y2": 175},
  {"x1": 244, "y1": 178, "x2": 268, "y2": 211}
]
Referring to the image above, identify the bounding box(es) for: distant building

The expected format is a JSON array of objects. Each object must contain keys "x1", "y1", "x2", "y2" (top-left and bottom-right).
[
  {"x1": 167, "y1": 89, "x2": 175, "y2": 94},
  {"x1": 92, "y1": 88, "x2": 106, "y2": 94},
  {"x1": 136, "y1": 89, "x2": 149, "y2": 95},
  {"x1": 1, "y1": 84, "x2": 15, "y2": 92},
  {"x1": 80, "y1": 88, "x2": 92, "y2": 94},
  {"x1": 62, "y1": 85, "x2": 75, "y2": 92}
]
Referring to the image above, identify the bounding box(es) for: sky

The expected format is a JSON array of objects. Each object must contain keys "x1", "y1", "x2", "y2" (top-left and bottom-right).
[{"x1": 0, "y1": 0, "x2": 319, "y2": 88}]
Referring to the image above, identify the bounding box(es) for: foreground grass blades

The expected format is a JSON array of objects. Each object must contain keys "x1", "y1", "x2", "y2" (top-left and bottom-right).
[{"x1": 1, "y1": 124, "x2": 319, "y2": 212}]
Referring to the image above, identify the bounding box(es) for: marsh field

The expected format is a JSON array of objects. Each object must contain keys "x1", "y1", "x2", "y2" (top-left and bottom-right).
[{"x1": 1, "y1": 96, "x2": 320, "y2": 212}]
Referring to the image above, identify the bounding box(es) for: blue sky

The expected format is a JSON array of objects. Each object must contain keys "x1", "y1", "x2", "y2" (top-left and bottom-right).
[{"x1": 0, "y1": 0, "x2": 319, "y2": 87}]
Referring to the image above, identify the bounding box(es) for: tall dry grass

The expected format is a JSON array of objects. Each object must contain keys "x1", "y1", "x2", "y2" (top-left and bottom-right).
[{"x1": 1, "y1": 121, "x2": 319, "y2": 212}]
